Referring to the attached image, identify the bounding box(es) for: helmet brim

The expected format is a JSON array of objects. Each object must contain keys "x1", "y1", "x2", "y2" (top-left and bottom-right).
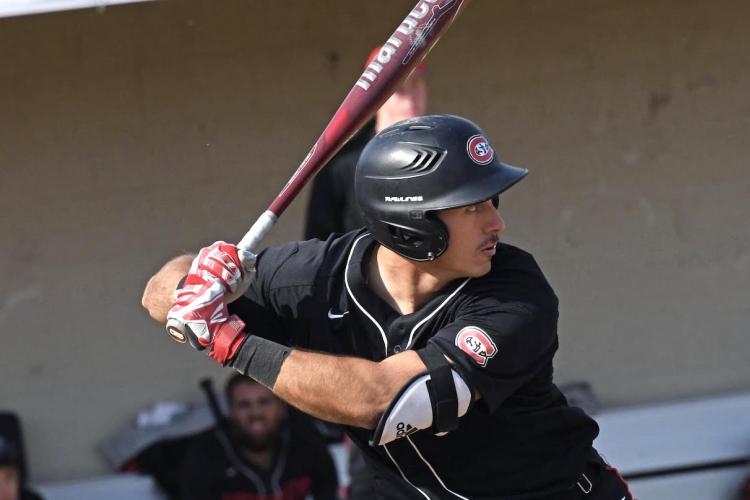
[{"x1": 427, "y1": 162, "x2": 528, "y2": 211}]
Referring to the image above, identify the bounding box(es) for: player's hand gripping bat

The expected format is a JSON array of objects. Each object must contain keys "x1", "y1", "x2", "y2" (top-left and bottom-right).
[{"x1": 237, "y1": 0, "x2": 472, "y2": 254}]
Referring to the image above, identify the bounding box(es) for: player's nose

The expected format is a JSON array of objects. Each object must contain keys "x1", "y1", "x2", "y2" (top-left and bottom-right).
[{"x1": 486, "y1": 208, "x2": 506, "y2": 234}]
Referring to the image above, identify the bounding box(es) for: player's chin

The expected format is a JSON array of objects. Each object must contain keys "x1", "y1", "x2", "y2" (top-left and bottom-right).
[{"x1": 467, "y1": 259, "x2": 492, "y2": 278}]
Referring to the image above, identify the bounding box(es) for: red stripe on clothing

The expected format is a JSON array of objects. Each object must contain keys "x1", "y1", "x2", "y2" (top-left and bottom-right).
[{"x1": 605, "y1": 465, "x2": 636, "y2": 499}]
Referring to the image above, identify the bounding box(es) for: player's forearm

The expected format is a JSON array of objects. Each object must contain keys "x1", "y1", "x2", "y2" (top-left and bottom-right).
[
  {"x1": 141, "y1": 254, "x2": 194, "y2": 322},
  {"x1": 273, "y1": 349, "x2": 424, "y2": 429}
]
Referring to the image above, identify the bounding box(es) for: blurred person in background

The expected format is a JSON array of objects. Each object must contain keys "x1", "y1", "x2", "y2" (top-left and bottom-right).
[
  {"x1": 178, "y1": 374, "x2": 338, "y2": 500},
  {"x1": 740, "y1": 473, "x2": 750, "y2": 500},
  {"x1": 0, "y1": 435, "x2": 42, "y2": 500},
  {"x1": 303, "y1": 46, "x2": 429, "y2": 240}
]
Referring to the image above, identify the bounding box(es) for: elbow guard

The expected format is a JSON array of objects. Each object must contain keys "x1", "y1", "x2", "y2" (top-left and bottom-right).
[{"x1": 370, "y1": 345, "x2": 473, "y2": 446}]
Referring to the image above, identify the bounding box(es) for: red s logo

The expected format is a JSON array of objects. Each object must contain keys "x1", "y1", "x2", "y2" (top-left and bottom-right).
[
  {"x1": 455, "y1": 326, "x2": 498, "y2": 367},
  {"x1": 466, "y1": 134, "x2": 494, "y2": 165}
]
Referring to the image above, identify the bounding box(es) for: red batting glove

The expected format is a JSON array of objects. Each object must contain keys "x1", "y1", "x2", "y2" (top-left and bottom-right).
[
  {"x1": 187, "y1": 241, "x2": 256, "y2": 296},
  {"x1": 166, "y1": 280, "x2": 248, "y2": 365}
]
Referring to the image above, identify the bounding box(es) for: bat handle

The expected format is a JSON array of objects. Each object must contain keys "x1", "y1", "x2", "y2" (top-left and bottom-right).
[
  {"x1": 199, "y1": 377, "x2": 225, "y2": 426},
  {"x1": 237, "y1": 210, "x2": 278, "y2": 254}
]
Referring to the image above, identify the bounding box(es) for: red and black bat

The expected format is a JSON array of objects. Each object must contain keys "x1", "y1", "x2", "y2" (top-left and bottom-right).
[{"x1": 237, "y1": 0, "x2": 471, "y2": 253}]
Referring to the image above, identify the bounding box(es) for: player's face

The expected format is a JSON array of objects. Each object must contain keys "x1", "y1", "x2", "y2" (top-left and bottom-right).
[
  {"x1": 434, "y1": 199, "x2": 506, "y2": 278},
  {"x1": 228, "y1": 382, "x2": 287, "y2": 451},
  {"x1": 0, "y1": 465, "x2": 19, "y2": 500}
]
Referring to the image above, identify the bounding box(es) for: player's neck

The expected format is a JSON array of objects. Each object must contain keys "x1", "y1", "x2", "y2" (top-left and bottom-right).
[{"x1": 368, "y1": 245, "x2": 457, "y2": 315}]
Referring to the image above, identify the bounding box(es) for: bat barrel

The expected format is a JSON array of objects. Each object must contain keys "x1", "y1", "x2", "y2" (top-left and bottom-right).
[{"x1": 237, "y1": 0, "x2": 470, "y2": 252}]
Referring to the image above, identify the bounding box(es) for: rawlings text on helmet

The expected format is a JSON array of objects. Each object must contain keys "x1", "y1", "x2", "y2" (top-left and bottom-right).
[
  {"x1": 384, "y1": 196, "x2": 424, "y2": 202},
  {"x1": 455, "y1": 326, "x2": 498, "y2": 367},
  {"x1": 467, "y1": 134, "x2": 494, "y2": 165}
]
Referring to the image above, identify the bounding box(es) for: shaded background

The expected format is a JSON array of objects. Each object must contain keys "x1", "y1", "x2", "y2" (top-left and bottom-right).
[{"x1": 0, "y1": 0, "x2": 748, "y2": 482}]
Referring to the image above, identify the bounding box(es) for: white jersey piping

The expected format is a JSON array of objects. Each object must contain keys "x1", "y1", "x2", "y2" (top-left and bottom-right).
[
  {"x1": 344, "y1": 233, "x2": 389, "y2": 356},
  {"x1": 406, "y1": 277, "x2": 471, "y2": 349},
  {"x1": 407, "y1": 436, "x2": 470, "y2": 499},
  {"x1": 384, "y1": 443, "x2": 430, "y2": 500},
  {"x1": 348, "y1": 234, "x2": 475, "y2": 498}
]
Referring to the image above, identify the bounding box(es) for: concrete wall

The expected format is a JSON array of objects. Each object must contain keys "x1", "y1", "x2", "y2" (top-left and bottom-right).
[{"x1": 0, "y1": 0, "x2": 747, "y2": 481}]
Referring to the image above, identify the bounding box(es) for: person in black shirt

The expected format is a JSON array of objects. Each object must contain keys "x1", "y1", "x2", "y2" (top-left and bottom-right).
[
  {"x1": 179, "y1": 374, "x2": 338, "y2": 500},
  {"x1": 304, "y1": 46, "x2": 428, "y2": 241},
  {"x1": 143, "y1": 115, "x2": 633, "y2": 499}
]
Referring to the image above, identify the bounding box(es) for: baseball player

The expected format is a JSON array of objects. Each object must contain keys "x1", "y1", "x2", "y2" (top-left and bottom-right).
[{"x1": 143, "y1": 115, "x2": 634, "y2": 499}]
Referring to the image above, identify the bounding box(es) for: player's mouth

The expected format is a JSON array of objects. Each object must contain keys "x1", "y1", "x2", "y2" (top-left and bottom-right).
[{"x1": 479, "y1": 236, "x2": 499, "y2": 256}]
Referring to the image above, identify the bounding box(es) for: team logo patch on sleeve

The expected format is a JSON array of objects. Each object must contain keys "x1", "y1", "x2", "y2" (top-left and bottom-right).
[
  {"x1": 466, "y1": 134, "x2": 494, "y2": 165},
  {"x1": 455, "y1": 326, "x2": 498, "y2": 367}
]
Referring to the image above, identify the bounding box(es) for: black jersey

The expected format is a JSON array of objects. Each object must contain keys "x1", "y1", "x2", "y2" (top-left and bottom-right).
[
  {"x1": 230, "y1": 231, "x2": 599, "y2": 499},
  {"x1": 178, "y1": 427, "x2": 338, "y2": 500}
]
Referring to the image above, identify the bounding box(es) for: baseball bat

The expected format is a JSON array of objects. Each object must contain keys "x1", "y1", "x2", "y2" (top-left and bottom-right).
[
  {"x1": 237, "y1": 0, "x2": 471, "y2": 253},
  {"x1": 199, "y1": 377, "x2": 227, "y2": 427}
]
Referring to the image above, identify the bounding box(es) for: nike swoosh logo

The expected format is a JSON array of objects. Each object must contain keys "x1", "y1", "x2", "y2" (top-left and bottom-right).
[{"x1": 327, "y1": 308, "x2": 349, "y2": 319}]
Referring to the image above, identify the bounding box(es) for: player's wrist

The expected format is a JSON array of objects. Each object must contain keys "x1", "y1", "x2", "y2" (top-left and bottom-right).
[
  {"x1": 206, "y1": 315, "x2": 247, "y2": 365},
  {"x1": 229, "y1": 334, "x2": 290, "y2": 389}
]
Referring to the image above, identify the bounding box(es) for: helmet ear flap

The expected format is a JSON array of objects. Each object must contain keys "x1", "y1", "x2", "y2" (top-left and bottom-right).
[
  {"x1": 424, "y1": 212, "x2": 449, "y2": 261},
  {"x1": 381, "y1": 215, "x2": 449, "y2": 261},
  {"x1": 388, "y1": 225, "x2": 421, "y2": 246},
  {"x1": 382, "y1": 222, "x2": 430, "y2": 252}
]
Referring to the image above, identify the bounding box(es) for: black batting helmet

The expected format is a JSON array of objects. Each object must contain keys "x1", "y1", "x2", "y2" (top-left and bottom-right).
[{"x1": 354, "y1": 114, "x2": 528, "y2": 261}]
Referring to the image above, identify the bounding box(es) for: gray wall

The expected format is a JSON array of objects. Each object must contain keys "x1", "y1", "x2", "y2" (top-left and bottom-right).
[{"x1": 0, "y1": 0, "x2": 747, "y2": 481}]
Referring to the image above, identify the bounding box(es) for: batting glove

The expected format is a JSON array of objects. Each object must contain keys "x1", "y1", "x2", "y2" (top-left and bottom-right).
[
  {"x1": 187, "y1": 241, "x2": 256, "y2": 299},
  {"x1": 166, "y1": 280, "x2": 248, "y2": 365}
]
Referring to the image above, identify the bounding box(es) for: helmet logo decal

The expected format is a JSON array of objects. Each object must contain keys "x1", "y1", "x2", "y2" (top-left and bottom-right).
[
  {"x1": 455, "y1": 326, "x2": 498, "y2": 367},
  {"x1": 467, "y1": 134, "x2": 494, "y2": 165}
]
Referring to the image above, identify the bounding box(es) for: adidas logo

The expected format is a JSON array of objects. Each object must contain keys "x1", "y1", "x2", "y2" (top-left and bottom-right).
[{"x1": 396, "y1": 422, "x2": 418, "y2": 438}]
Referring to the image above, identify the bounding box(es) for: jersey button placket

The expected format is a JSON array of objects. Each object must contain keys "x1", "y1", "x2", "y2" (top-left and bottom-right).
[{"x1": 388, "y1": 321, "x2": 407, "y2": 356}]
